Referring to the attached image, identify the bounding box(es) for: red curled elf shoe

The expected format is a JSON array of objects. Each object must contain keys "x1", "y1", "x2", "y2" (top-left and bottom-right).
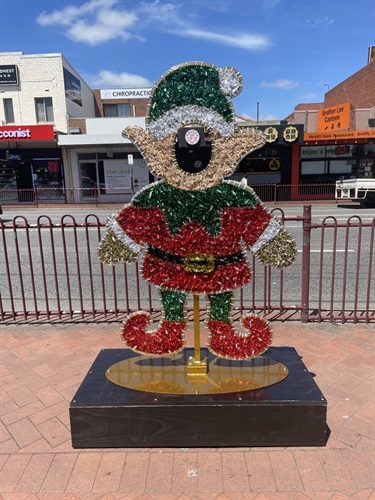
[
  {"x1": 121, "y1": 312, "x2": 187, "y2": 356},
  {"x1": 207, "y1": 313, "x2": 273, "y2": 360}
]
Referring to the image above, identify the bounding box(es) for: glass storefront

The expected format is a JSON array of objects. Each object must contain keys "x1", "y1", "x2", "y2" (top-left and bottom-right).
[
  {"x1": 0, "y1": 150, "x2": 64, "y2": 201},
  {"x1": 300, "y1": 143, "x2": 375, "y2": 183},
  {"x1": 77, "y1": 151, "x2": 151, "y2": 198},
  {"x1": 235, "y1": 144, "x2": 293, "y2": 185}
]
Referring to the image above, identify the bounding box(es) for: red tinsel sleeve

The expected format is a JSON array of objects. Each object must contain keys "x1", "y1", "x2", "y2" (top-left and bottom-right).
[
  {"x1": 241, "y1": 203, "x2": 272, "y2": 249},
  {"x1": 116, "y1": 205, "x2": 167, "y2": 246}
]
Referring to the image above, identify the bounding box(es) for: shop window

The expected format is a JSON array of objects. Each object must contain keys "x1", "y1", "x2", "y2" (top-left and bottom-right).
[
  {"x1": 3, "y1": 98, "x2": 15, "y2": 123},
  {"x1": 358, "y1": 159, "x2": 375, "y2": 178},
  {"x1": 32, "y1": 158, "x2": 64, "y2": 199},
  {"x1": 103, "y1": 104, "x2": 131, "y2": 117},
  {"x1": 301, "y1": 144, "x2": 357, "y2": 159},
  {"x1": 301, "y1": 146, "x2": 326, "y2": 159},
  {"x1": 35, "y1": 97, "x2": 54, "y2": 122},
  {"x1": 329, "y1": 160, "x2": 352, "y2": 174},
  {"x1": 301, "y1": 161, "x2": 327, "y2": 175},
  {"x1": 79, "y1": 161, "x2": 98, "y2": 197},
  {"x1": 301, "y1": 159, "x2": 355, "y2": 183},
  {"x1": 362, "y1": 144, "x2": 375, "y2": 157},
  {"x1": 325, "y1": 145, "x2": 356, "y2": 157}
]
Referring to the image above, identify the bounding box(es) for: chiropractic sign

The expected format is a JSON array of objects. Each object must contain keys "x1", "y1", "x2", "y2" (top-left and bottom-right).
[{"x1": 100, "y1": 88, "x2": 152, "y2": 100}]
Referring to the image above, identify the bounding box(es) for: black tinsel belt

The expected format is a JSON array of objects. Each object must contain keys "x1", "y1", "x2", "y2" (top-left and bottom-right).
[{"x1": 148, "y1": 246, "x2": 244, "y2": 273}]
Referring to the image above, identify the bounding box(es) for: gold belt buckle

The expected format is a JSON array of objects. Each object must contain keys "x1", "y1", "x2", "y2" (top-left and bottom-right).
[{"x1": 184, "y1": 253, "x2": 216, "y2": 273}]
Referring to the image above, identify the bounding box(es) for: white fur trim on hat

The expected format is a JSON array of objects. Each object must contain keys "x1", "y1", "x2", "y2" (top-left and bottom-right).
[{"x1": 148, "y1": 104, "x2": 236, "y2": 140}]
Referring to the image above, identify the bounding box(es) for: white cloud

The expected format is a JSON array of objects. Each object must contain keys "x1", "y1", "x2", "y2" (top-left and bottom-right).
[
  {"x1": 299, "y1": 92, "x2": 319, "y2": 100},
  {"x1": 36, "y1": 0, "x2": 271, "y2": 50},
  {"x1": 240, "y1": 112, "x2": 279, "y2": 121},
  {"x1": 260, "y1": 79, "x2": 300, "y2": 90},
  {"x1": 262, "y1": 0, "x2": 280, "y2": 13},
  {"x1": 66, "y1": 9, "x2": 138, "y2": 45},
  {"x1": 37, "y1": 0, "x2": 119, "y2": 26},
  {"x1": 181, "y1": 29, "x2": 271, "y2": 50},
  {"x1": 91, "y1": 69, "x2": 153, "y2": 87},
  {"x1": 305, "y1": 16, "x2": 334, "y2": 28},
  {"x1": 36, "y1": 0, "x2": 139, "y2": 46}
]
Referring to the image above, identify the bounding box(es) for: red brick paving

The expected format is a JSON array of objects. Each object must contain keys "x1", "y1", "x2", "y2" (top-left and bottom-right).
[{"x1": 0, "y1": 320, "x2": 374, "y2": 499}]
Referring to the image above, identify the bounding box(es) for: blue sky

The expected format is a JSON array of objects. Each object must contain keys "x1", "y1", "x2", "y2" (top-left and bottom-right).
[{"x1": 0, "y1": 0, "x2": 374, "y2": 120}]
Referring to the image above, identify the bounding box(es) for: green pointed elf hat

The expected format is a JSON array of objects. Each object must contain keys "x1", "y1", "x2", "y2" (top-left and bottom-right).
[{"x1": 146, "y1": 62, "x2": 243, "y2": 140}]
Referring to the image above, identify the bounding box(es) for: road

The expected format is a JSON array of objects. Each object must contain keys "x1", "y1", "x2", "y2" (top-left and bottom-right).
[
  {"x1": 1, "y1": 202, "x2": 374, "y2": 318},
  {"x1": 1, "y1": 201, "x2": 375, "y2": 225}
]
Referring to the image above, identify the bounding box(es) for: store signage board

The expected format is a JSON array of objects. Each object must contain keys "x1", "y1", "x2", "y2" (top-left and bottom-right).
[
  {"x1": 0, "y1": 125, "x2": 55, "y2": 141},
  {"x1": 103, "y1": 158, "x2": 149, "y2": 193},
  {"x1": 0, "y1": 65, "x2": 19, "y2": 85},
  {"x1": 103, "y1": 160, "x2": 132, "y2": 192},
  {"x1": 317, "y1": 102, "x2": 351, "y2": 132},
  {"x1": 243, "y1": 124, "x2": 303, "y2": 144},
  {"x1": 304, "y1": 129, "x2": 375, "y2": 141},
  {"x1": 100, "y1": 88, "x2": 152, "y2": 100}
]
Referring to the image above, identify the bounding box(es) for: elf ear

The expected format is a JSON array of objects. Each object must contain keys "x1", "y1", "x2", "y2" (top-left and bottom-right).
[
  {"x1": 121, "y1": 126, "x2": 175, "y2": 178},
  {"x1": 122, "y1": 125, "x2": 149, "y2": 147}
]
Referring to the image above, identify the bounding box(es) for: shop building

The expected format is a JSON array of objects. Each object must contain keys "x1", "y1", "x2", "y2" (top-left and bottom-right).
[
  {"x1": 0, "y1": 52, "x2": 95, "y2": 199},
  {"x1": 58, "y1": 116, "x2": 151, "y2": 204},
  {"x1": 235, "y1": 120, "x2": 304, "y2": 187},
  {"x1": 286, "y1": 46, "x2": 375, "y2": 192},
  {"x1": 2, "y1": 48, "x2": 374, "y2": 205},
  {"x1": 59, "y1": 86, "x2": 152, "y2": 204}
]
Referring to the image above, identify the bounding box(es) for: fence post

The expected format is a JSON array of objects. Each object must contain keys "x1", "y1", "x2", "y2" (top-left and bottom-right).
[{"x1": 301, "y1": 204, "x2": 311, "y2": 322}]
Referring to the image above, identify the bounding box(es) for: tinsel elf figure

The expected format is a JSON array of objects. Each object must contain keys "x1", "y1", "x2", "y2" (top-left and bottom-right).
[{"x1": 99, "y1": 62, "x2": 296, "y2": 360}]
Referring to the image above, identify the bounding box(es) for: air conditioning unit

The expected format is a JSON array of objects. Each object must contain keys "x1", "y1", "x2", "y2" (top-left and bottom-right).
[{"x1": 69, "y1": 127, "x2": 81, "y2": 134}]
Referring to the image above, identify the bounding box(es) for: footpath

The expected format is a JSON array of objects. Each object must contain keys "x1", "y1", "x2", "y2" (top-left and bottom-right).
[{"x1": 0, "y1": 319, "x2": 374, "y2": 499}]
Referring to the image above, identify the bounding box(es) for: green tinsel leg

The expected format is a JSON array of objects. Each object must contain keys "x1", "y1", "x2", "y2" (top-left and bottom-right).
[
  {"x1": 207, "y1": 290, "x2": 273, "y2": 359},
  {"x1": 207, "y1": 291, "x2": 233, "y2": 323},
  {"x1": 161, "y1": 289, "x2": 187, "y2": 321}
]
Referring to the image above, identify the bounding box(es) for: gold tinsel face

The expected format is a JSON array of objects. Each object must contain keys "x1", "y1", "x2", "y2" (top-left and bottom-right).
[{"x1": 123, "y1": 125, "x2": 266, "y2": 192}]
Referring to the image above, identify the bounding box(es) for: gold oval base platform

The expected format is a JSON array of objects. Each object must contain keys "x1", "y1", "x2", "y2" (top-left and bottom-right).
[{"x1": 105, "y1": 351, "x2": 288, "y2": 395}]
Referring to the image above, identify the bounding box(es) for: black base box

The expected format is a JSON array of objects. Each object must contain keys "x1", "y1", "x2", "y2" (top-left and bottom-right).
[{"x1": 70, "y1": 347, "x2": 328, "y2": 448}]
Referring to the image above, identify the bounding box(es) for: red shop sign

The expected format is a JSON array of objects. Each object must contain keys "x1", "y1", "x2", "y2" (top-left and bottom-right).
[{"x1": 0, "y1": 125, "x2": 55, "y2": 141}]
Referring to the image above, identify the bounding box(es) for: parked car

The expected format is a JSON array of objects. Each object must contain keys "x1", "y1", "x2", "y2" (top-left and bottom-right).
[{"x1": 0, "y1": 203, "x2": 3, "y2": 215}]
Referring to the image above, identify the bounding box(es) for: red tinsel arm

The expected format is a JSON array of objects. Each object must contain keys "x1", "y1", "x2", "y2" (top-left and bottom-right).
[{"x1": 240, "y1": 204, "x2": 272, "y2": 249}]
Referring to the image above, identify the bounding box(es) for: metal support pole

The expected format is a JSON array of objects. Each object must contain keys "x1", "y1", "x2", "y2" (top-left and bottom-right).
[
  {"x1": 301, "y1": 205, "x2": 311, "y2": 322},
  {"x1": 193, "y1": 294, "x2": 201, "y2": 362},
  {"x1": 188, "y1": 294, "x2": 208, "y2": 376}
]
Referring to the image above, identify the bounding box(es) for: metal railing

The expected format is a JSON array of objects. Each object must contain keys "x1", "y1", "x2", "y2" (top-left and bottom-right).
[
  {"x1": 0, "y1": 183, "x2": 337, "y2": 207},
  {"x1": 0, "y1": 206, "x2": 374, "y2": 323}
]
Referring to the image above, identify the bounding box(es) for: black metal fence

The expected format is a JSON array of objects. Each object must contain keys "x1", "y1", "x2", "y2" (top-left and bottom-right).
[{"x1": 1, "y1": 206, "x2": 374, "y2": 324}]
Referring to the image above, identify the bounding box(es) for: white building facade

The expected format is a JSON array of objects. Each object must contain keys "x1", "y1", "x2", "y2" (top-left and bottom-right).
[
  {"x1": 59, "y1": 116, "x2": 150, "y2": 205},
  {"x1": 0, "y1": 52, "x2": 95, "y2": 198}
]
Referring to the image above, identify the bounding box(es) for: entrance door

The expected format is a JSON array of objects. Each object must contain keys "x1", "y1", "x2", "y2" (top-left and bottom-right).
[{"x1": 79, "y1": 161, "x2": 98, "y2": 197}]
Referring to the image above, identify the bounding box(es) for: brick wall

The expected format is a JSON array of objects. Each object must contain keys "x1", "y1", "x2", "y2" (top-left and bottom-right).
[
  {"x1": 324, "y1": 59, "x2": 375, "y2": 109},
  {"x1": 68, "y1": 118, "x2": 87, "y2": 134}
]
